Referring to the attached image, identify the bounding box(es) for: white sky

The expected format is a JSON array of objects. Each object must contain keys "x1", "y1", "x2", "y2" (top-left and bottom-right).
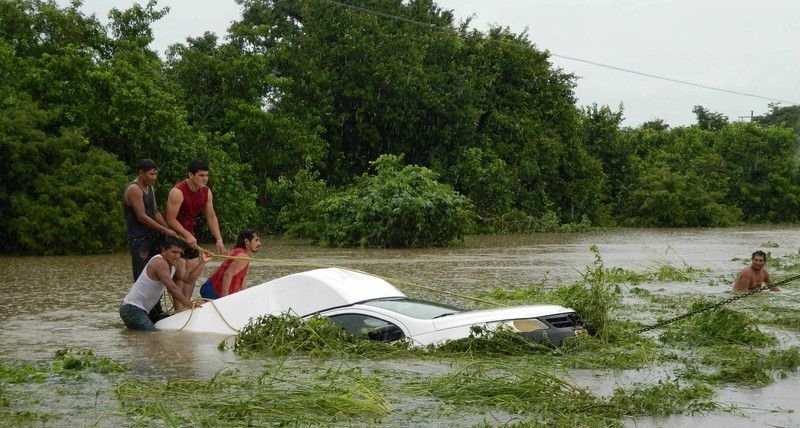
[{"x1": 61, "y1": 0, "x2": 800, "y2": 127}]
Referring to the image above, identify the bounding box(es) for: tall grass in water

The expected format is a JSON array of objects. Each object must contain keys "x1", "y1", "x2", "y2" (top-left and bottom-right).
[
  {"x1": 557, "y1": 245, "x2": 623, "y2": 341},
  {"x1": 233, "y1": 313, "x2": 415, "y2": 358},
  {"x1": 659, "y1": 303, "x2": 776, "y2": 347},
  {"x1": 412, "y1": 361, "x2": 717, "y2": 427},
  {"x1": 114, "y1": 365, "x2": 390, "y2": 426}
]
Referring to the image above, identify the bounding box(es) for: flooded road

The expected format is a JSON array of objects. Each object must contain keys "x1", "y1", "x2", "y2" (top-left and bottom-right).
[{"x1": 2, "y1": 226, "x2": 800, "y2": 426}]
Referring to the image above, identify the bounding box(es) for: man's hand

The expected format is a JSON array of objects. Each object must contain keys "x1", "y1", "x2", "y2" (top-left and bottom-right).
[
  {"x1": 200, "y1": 250, "x2": 214, "y2": 264},
  {"x1": 184, "y1": 234, "x2": 198, "y2": 249},
  {"x1": 215, "y1": 239, "x2": 227, "y2": 255}
]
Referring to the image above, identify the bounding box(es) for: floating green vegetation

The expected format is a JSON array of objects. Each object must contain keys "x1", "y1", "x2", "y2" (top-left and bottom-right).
[
  {"x1": 0, "y1": 361, "x2": 47, "y2": 425},
  {"x1": 114, "y1": 365, "x2": 390, "y2": 426},
  {"x1": 660, "y1": 304, "x2": 777, "y2": 348},
  {"x1": 0, "y1": 360, "x2": 51, "y2": 425},
  {"x1": 410, "y1": 362, "x2": 717, "y2": 427},
  {"x1": 434, "y1": 325, "x2": 551, "y2": 357},
  {"x1": 761, "y1": 240, "x2": 780, "y2": 248},
  {"x1": 606, "y1": 379, "x2": 717, "y2": 416},
  {"x1": 233, "y1": 313, "x2": 415, "y2": 359},
  {"x1": 51, "y1": 348, "x2": 130, "y2": 376},
  {"x1": 0, "y1": 361, "x2": 46, "y2": 385},
  {"x1": 680, "y1": 345, "x2": 800, "y2": 386},
  {"x1": 763, "y1": 307, "x2": 800, "y2": 333},
  {"x1": 554, "y1": 328, "x2": 664, "y2": 370}
]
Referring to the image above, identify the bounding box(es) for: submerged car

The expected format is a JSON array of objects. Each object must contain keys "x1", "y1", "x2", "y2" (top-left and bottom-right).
[{"x1": 155, "y1": 267, "x2": 585, "y2": 346}]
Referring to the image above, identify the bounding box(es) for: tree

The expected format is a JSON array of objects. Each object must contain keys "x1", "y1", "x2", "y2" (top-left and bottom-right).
[
  {"x1": 294, "y1": 154, "x2": 475, "y2": 247},
  {"x1": 693, "y1": 105, "x2": 728, "y2": 132}
]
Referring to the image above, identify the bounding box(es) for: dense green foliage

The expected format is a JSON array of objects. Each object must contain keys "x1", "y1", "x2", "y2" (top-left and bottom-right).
[
  {"x1": 292, "y1": 154, "x2": 474, "y2": 247},
  {"x1": 1, "y1": 0, "x2": 799, "y2": 252}
]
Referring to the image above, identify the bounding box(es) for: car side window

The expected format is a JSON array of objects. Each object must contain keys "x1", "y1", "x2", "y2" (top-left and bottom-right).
[{"x1": 328, "y1": 314, "x2": 405, "y2": 342}]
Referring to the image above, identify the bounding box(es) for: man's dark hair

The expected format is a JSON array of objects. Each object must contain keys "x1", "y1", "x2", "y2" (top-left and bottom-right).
[
  {"x1": 137, "y1": 158, "x2": 157, "y2": 173},
  {"x1": 187, "y1": 159, "x2": 209, "y2": 174},
  {"x1": 160, "y1": 236, "x2": 187, "y2": 252},
  {"x1": 234, "y1": 229, "x2": 258, "y2": 249},
  {"x1": 752, "y1": 250, "x2": 767, "y2": 260}
]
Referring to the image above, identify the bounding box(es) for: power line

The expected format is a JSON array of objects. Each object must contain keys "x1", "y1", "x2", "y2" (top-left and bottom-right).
[
  {"x1": 321, "y1": 0, "x2": 798, "y2": 106},
  {"x1": 550, "y1": 54, "x2": 798, "y2": 105}
]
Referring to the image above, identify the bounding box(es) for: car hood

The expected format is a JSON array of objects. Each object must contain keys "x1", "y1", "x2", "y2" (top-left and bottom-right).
[{"x1": 432, "y1": 304, "x2": 574, "y2": 330}]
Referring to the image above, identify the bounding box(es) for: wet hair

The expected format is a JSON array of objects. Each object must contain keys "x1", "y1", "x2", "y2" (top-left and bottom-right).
[
  {"x1": 137, "y1": 158, "x2": 157, "y2": 173},
  {"x1": 187, "y1": 159, "x2": 209, "y2": 174},
  {"x1": 752, "y1": 250, "x2": 767, "y2": 260},
  {"x1": 160, "y1": 236, "x2": 187, "y2": 252},
  {"x1": 234, "y1": 229, "x2": 259, "y2": 249}
]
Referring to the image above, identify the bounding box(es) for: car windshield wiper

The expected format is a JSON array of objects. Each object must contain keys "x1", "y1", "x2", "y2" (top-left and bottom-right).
[{"x1": 434, "y1": 312, "x2": 457, "y2": 319}]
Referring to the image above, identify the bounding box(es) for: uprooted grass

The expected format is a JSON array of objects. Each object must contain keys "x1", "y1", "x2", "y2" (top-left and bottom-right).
[
  {"x1": 409, "y1": 361, "x2": 718, "y2": 427},
  {"x1": 114, "y1": 364, "x2": 390, "y2": 426},
  {"x1": 0, "y1": 348, "x2": 130, "y2": 426},
  {"x1": 679, "y1": 345, "x2": 800, "y2": 385},
  {"x1": 659, "y1": 303, "x2": 777, "y2": 348},
  {"x1": 233, "y1": 313, "x2": 419, "y2": 359}
]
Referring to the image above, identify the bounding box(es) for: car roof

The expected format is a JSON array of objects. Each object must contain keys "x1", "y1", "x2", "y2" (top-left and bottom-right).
[{"x1": 156, "y1": 267, "x2": 408, "y2": 334}]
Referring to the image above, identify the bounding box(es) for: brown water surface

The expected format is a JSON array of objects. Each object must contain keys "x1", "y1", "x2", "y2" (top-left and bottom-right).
[{"x1": 2, "y1": 226, "x2": 799, "y2": 426}]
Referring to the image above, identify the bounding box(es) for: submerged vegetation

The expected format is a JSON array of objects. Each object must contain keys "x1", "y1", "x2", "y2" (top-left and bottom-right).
[
  {"x1": 115, "y1": 366, "x2": 391, "y2": 426},
  {"x1": 3, "y1": 247, "x2": 799, "y2": 426}
]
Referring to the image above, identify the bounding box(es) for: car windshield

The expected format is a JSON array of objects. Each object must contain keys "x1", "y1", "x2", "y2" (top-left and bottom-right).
[{"x1": 363, "y1": 298, "x2": 463, "y2": 319}]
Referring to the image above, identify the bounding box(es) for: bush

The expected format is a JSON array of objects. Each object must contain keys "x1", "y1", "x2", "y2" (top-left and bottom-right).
[
  {"x1": 263, "y1": 169, "x2": 329, "y2": 234},
  {"x1": 299, "y1": 154, "x2": 475, "y2": 248}
]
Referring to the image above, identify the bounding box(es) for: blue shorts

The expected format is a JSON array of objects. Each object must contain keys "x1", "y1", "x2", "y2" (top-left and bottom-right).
[
  {"x1": 200, "y1": 278, "x2": 219, "y2": 300},
  {"x1": 119, "y1": 303, "x2": 156, "y2": 331}
]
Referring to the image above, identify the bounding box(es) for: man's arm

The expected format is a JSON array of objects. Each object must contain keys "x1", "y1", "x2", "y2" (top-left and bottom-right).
[
  {"x1": 149, "y1": 258, "x2": 195, "y2": 308},
  {"x1": 176, "y1": 250, "x2": 213, "y2": 284},
  {"x1": 125, "y1": 185, "x2": 173, "y2": 235},
  {"x1": 220, "y1": 258, "x2": 249, "y2": 296},
  {"x1": 151, "y1": 189, "x2": 176, "y2": 236},
  {"x1": 204, "y1": 189, "x2": 227, "y2": 254},
  {"x1": 165, "y1": 188, "x2": 196, "y2": 248}
]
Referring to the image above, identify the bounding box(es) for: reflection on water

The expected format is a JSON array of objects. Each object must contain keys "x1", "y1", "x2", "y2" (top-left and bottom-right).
[{"x1": 2, "y1": 226, "x2": 800, "y2": 426}]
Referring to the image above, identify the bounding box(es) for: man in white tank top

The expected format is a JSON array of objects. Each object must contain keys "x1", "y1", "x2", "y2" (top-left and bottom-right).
[{"x1": 120, "y1": 236, "x2": 212, "y2": 331}]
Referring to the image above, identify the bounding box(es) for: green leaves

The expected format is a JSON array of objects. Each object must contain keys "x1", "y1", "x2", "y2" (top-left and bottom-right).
[{"x1": 294, "y1": 154, "x2": 475, "y2": 248}]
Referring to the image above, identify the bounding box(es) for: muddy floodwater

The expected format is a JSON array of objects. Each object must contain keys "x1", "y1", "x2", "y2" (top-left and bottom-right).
[{"x1": 2, "y1": 226, "x2": 800, "y2": 426}]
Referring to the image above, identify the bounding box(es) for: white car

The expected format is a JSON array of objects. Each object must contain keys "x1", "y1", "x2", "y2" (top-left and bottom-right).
[{"x1": 155, "y1": 267, "x2": 585, "y2": 346}]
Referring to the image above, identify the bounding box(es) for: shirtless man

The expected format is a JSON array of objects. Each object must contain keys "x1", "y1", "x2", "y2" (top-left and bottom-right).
[{"x1": 732, "y1": 250, "x2": 780, "y2": 292}]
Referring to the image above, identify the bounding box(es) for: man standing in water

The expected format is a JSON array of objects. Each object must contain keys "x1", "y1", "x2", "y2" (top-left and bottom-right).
[
  {"x1": 732, "y1": 250, "x2": 780, "y2": 292},
  {"x1": 123, "y1": 159, "x2": 178, "y2": 280},
  {"x1": 165, "y1": 159, "x2": 227, "y2": 305},
  {"x1": 120, "y1": 237, "x2": 211, "y2": 331},
  {"x1": 123, "y1": 159, "x2": 178, "y2": 320}
]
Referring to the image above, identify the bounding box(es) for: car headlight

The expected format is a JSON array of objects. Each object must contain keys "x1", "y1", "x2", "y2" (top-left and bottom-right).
[{"x1": 510, "y1": 318, "x2": 549, "y2": 333}]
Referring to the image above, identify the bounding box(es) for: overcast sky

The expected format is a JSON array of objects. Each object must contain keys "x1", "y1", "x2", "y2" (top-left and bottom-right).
[{"x1": 62, "y1": 0, "x2": 800, "y2": 127}]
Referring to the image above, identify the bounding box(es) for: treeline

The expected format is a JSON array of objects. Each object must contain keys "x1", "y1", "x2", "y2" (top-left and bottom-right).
[{"x1": 1, "y1": 0, "x2": 799, "y2": 254}]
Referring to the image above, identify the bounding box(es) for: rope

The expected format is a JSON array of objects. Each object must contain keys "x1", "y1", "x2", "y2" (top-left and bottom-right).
[
  {"x1": 175, "y1": 243, "x2": 500, "y2": 334},
  {"x1": 637, "y1": 274, "x2": 800, "y2": 333}
]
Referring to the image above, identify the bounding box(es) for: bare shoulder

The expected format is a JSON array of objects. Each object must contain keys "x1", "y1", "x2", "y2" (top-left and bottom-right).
[
  {"x1": 168, "y1": 187, "x2": 183, "y2": 200},
  {"x1": 124, "y1": 182, "x2": 141, "y2": 201}
]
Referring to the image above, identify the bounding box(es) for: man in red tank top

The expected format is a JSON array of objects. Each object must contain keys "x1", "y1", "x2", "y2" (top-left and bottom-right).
[
  {"x1": 165, "y1": 159, "x2": 227, "y2": 300},
  {"x1": 200, "y1": 229, "x2": 262, "y2": 299}
]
